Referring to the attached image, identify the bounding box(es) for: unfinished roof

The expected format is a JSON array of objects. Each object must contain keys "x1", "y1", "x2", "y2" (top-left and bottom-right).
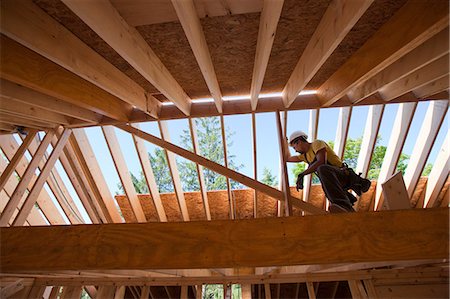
[{"x1": 0, "y1": 0, "x2": 449, "y2": 298}]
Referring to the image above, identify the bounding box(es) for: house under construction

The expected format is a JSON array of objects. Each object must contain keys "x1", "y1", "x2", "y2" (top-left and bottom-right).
[{"x1": 0, "y1": 0, "x2": 449, "y2": 298}]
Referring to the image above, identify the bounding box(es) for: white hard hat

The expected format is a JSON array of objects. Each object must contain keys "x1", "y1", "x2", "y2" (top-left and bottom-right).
[{"x1": 288, "y1": 130, "x2": 308, "y2": 144}]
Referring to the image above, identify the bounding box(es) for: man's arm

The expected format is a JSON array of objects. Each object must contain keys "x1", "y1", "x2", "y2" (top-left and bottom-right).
[{"x1": 300, "y1": 148, "x2": 327, "y2": 175}]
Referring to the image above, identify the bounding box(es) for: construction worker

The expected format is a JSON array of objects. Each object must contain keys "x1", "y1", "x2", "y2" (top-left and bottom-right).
[{"x1": 286, "y1": 130, "x2": 371, "y2": 213}]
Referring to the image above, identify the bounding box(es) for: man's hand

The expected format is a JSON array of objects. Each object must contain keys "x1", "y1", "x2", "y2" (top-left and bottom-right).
[{"x1": 296, "y1": 173, "x2": 304, "y2": 191}]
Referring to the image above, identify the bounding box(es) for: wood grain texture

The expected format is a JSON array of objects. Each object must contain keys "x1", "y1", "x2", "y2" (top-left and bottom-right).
[{"x1": 1, "y1": 208, "x2": 448, "y2": 271}]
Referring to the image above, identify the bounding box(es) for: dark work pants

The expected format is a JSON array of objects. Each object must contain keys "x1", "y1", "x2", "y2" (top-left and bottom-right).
[{"x1": 316, "y1": 164, "x2": 352, "y2": 208}]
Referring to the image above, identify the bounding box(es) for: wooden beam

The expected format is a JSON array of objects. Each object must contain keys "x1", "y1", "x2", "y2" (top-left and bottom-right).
[
  {"x1": 379, "y1": 54, "x2": 449, "y2": 102},
  {"x1": 333, "y1": 107, "x2": 352, "y2": 159},
  {"x1": 375, "y1": 102, "x2": 416, "y2": 210},
  {"x1": 171, "y1": 0, "x2": 223, "y2": 113},
  {"x1": 131, "y1": 124, "x2": 167, "y2": 222},
  {"x1": 348, "y1": 28, "x2": 449, "y2": 103},
  {"x1": 116, "y1": 124, "x2": 325, "y2": 215},
  {"x1": 72, "y1": 129, "x2": 123, "y2": 223},
  {"x1": 0, "y1": 36, "x2": 132, "y2": 122},
  {"x1": 275, "y1": 111, "x2": 292, "y2": 216},
  {"x1": 303, "y1": 109, "x2": 319, "y2": 207},
  {"x1": 251, "y1": 113, "x2": 258, "y2": 218},
  {"x1": 250, "y1": 0, "x2": 284, "y2": 110},
  {"x1": 0, "y1": 0, "x2": 160, "y2": 118},
  {"x1": 188, "y1": 119, "x2": 211, "y2": 220},
  {"x1": 355, "y1": 105, "x2": 384, "y2": 177},
  {"x1": 403, "y1": 100, "x2": 448, "y2": 197},
  {"x1": 264, "y1": 283, "x2": 272, "y2": 299},
  {"x1": 414, "y1": 75, "x2": 450, "y2": 99},
  {"x1": 317, "y1": 0, "x2": 449, "y2": 107},
  {"x1": 220, "y1": 116, "x2": 234, "y2": 219},
  {"x1": 306, "y1": 282, "x2": 316, "y2": 299},
  {"x1": 2, "y1": 208, "x2": 446, "y2": 271},
  {"x1": 0, "y1": 113, "x2": 56, "y2": 130},
  {"x1": 0, "y1": 130, "x2": 37, "y2": 191},
  {"x1": 424, "y1": 132, "x2": 449, "y2": 208},
  {"x1": 12, "y1": 129, "x2": 72, "y2": 226},
  {"x1": 102, "y1": 126, "x2": 146, "y2": 222},
  {"x1": 159, "y1": 121, "x2": 190, "y2": 221},
  {"x1": 282, "y1": 0, "x2": 373, "y2": 107},
  {"x1": 0, "y1": 79, "x2": 101, "y2": 124},
  {"x1": 0, "y1": 131, "x2": 54, "y2": 226},
  {"x1": 61, "y1": 0, "x2": 191, "y2": 116}
]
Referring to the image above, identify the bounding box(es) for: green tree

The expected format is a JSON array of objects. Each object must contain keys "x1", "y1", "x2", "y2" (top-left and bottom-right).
[
  {"x1": 261, "y1": 167, "x2": 278, "y2": 186},
  {"x1": 422, "y1": 163, "x2": 433, "y2": 176}
]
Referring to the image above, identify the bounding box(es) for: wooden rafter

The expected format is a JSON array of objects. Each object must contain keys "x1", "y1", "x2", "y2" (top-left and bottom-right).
[
  {"x1": 348, "y1": 27, "x2": 449, "y2": 103},
  {"x1": 282, "y1": 0, "x2": 373, "y2": 107},
  {"x1": 355, "y1": 105, "x2": 385, "y2": 177},
  {"x1": 188, "y1": 119, "x2": 211, "y2": 220},
  {"x1": 333, "y1": 107, "x2": 352, "y2": 160},
  {"x1": 158, "y1": 121, "x2": 190, "y2": 221},
  {"x1": 172, "y1": 0, "x2": 223, "y2": 113},
  {"x1": 1, "y1": 208, "x2": 447, "y2": 271},
  {"x1": 251, "y1": 113, "x2": 258, "y2": 218},
  {"x1": 424, "y1": 132, "x2": 449, "y2": 208},
  {"x1": 413, "y1": 75, "x2": 450, "y2": 99},
  {"x1": 0, "y1": 113, "x2": 56, "y2": 130},
  {"x1": 61, "y1": 0, "x2": 191, "y2": 116},
  {"x1": 71, "y1": 129, "x2": 123, "y2": 223},
  {"x1": 403, "y1": 100, "x2": 448, "y2": 197},
  {"x1": 0, "y1": 0, "x2": 161, "y2": 119},
  {"x1": 102, "y1": 126, "x2": 146, "y2": 222},
  {"x1": 275, "y1": 111, "x2": 291, "y2": 216},
  {"x1": 375, "y1": 102, "x2": 417, "y2": 210},
  {"x1": 0, "y1": 36, "x2": 132, "y2": 122},
  {"x1": 220, "y1": 116, "x2": 234, "y2": 219},
  {"x1": 116, "y1": 124, "x2": 325, "y2": 215},
  {"x1": 303, "y1": 109, "x2": 319, "y2": 206},
  {"x1": 380, "y1": 54, "x2": 449, "y2": 102},
  {"x1": 12, "y1": 129, "x2": 72, "y2": 226},
  {"x1": 318, "y1": 0, "x2": 449, "y2": 107},
  {"x1": 250, "y1": 0, "x2": 284, "y2": 110}
]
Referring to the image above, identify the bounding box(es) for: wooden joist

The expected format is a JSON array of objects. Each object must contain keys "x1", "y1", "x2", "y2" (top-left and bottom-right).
[{"x1": 1, "y1": 208, "x2": 448, "y2": 271}]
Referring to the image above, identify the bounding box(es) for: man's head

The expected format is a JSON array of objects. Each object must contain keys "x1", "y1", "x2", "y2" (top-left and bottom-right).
[{"x1": 288, "y1": 130, "x2": 309, "y2": 153}]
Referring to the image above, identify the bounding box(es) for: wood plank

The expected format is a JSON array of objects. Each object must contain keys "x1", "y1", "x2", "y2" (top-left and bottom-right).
[
  {"x1": 0, "y1": 0, "x2": 160, "y2": 118},
  {"x1": 380, "y1": 54, "x2": 449, "y2": 102},
  {"x1": 0, "y1": 36, "x2": 132, "y2": 122},
  {"x1": 220, "y1": 116, "x2": 234, "y2": 219},
  {"x1": 413, "y1": 75, "x2": 450, "y2": 99},
  {"x1": 403, "y1": 100, "x2": 448, "y2": 197},
  {"x1": 348, "y1": 28, "x2": 449, "y2": 103},
  {"x1": 250, "y1": 0, "x2": 284, "y2": 110},
  {"x1": 1, "y1": 79, "x2": 101, "y2": 124},
  {"x1": 355, "y1": 105, "x2": 384, "y2": 177},
  {"x1": 333, "y1": 107, "x2": 352, "y2": 159},
  {"x1": 131, "y1": 124, "x2": 167, "y2": 222},
  {"x1": 375, "y1": 102, "x2": 416, "y2": 210},
  {"x1": 102, "y1": 126, "x2": 146, "y2": 222},
  {"x1": 61, "y1": 0, "x2": 191, "y2": 116},
  {"x1": 424, "y1": 132, "x2": 449, "y2": 207},
  {"x1": 251, "y1": 113, "x2": 258, "y2": 218},
  {"x1": 276, "y1": 111, "x2": 291, "y2": 216},
  {"x1": 381, "y1": 172, "x2": 410, "y2": 210},
  {"x1": 188, "y1": 119, "x2": 211, "y2": 220},
  {"x1": 283, "y1": 0, "x2": 373, "y2": 107},
  {"x1": 72, "y1": 129, "x2": 123, "y2": 223},
  {"x1": 116, "y1": 124, "x2": 326, "y2": 215},
  {"x1": 0, "y1": 131, "x2": 54, "y2": 226},
  {"x1": 318, "y1": 0, "x2": 449, "y2": 107},
  {"x1": 306, "y1": 282, "x2": 316, "y2": 299},
  {"x1": 303, "y1": 109, "x2": 319, "y2": 208},
  {"x1": 1, "y1": 208, "x2": 447, "y2": 271},
  {"x1": 159, "y1": 121, "x2": 190, "y2": 221},
  {"x1": 12, "y1": 129, "x2": 72, "y2": 226},
  {"x1": 0, "y1": 130, "x2": 37, "y2": 192},
  {"x1": 172, "y1": 0, "x2": 223, "y2": 113},
  {"x1": 0, "y1": 112, "x2": 56, "y2": 130}
]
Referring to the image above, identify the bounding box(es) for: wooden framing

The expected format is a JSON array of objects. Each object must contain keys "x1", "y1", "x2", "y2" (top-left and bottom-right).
[
  {"x1": 318, "y1": 0, "x2": 449, "y2": 107},
  {"x1": 333, "y1": 107, "x2": 352, "y2": 159},
  {"x1": 188, "y1": 119, "x2": 211, "y2": 220},
  {"x1": 282, "y1": 0, "x2": 373, "y2": 107},
  {"x1": 413, "y1": 75, "x2": 450, "y2": 99},
  {"x1": 355, "y1": 105, "x2": 384, "y2": 177},
  {"x1": 220, "y1": 115, "x2": 234, "y2": 219},
  {"x1": 116, "y1": 124, "x2": 325, "y2": 215},
  {"x1": 158, "y1": 121, "x2": 190, "y2": 221},
  {"x1": 102, "y1": 126, "x2": 146, "y2": 222},
  {"x1": 403, "y1": 100, "x2": 448, "y2": 197},
  {"x1": 275, "y1": 111, "x2": 291, "y2": 216},
  {"x1": 250, "y1": 0, "x2": 284, "y2": 110},
  {"x1": 251, "y1": 113, "x2": 258, "y2": 218},
  {"x1": 131, "y1": 124, "x2": 167, "y2": 222},
  {"x1": 0, "y1": 0, "x2": 160, "y2": 119},
  {"x1": 61, "y1": 0, "x2": 191, "y2": 116},
  {"x1": 1, "y1": 208, "x2": 447, "y2": 271},
  {"x1": 375, "y1": 102, "x2": 417, "y2": 210},
  {"x1": 303, "y1": 109, "x2": 319, "y2": 206},
  {"x1": 172, "y1": 0, "x2": 223, "y2": 113}
]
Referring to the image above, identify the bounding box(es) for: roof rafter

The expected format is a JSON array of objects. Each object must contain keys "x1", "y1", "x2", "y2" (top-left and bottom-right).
[
  {"x1": 61, "y1": 0, "x2": 191, "y2": 116},
  {"x1": 318, "y1": 0, "x2": 449, "y2": 107},
  {"x1": 219, "y1": 115, "x2": 234, "y2": 219},
  {"x1": 303, "y1": 109, "x2": 320, "y2": 208},
  {"x1": 333, "y1": 107, "x2": 352, "y2": 160},
  {"x1": 282, "y1": 0, "x2": 373, "y2": 107},
  {"x1": 413, "y1": 75, "x2": 450, "y2": 99}
]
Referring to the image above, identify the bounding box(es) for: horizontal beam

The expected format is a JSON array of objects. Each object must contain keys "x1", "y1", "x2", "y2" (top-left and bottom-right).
[{"x1": 1, "y1": 208, "x2": 448, "y2": 271}]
